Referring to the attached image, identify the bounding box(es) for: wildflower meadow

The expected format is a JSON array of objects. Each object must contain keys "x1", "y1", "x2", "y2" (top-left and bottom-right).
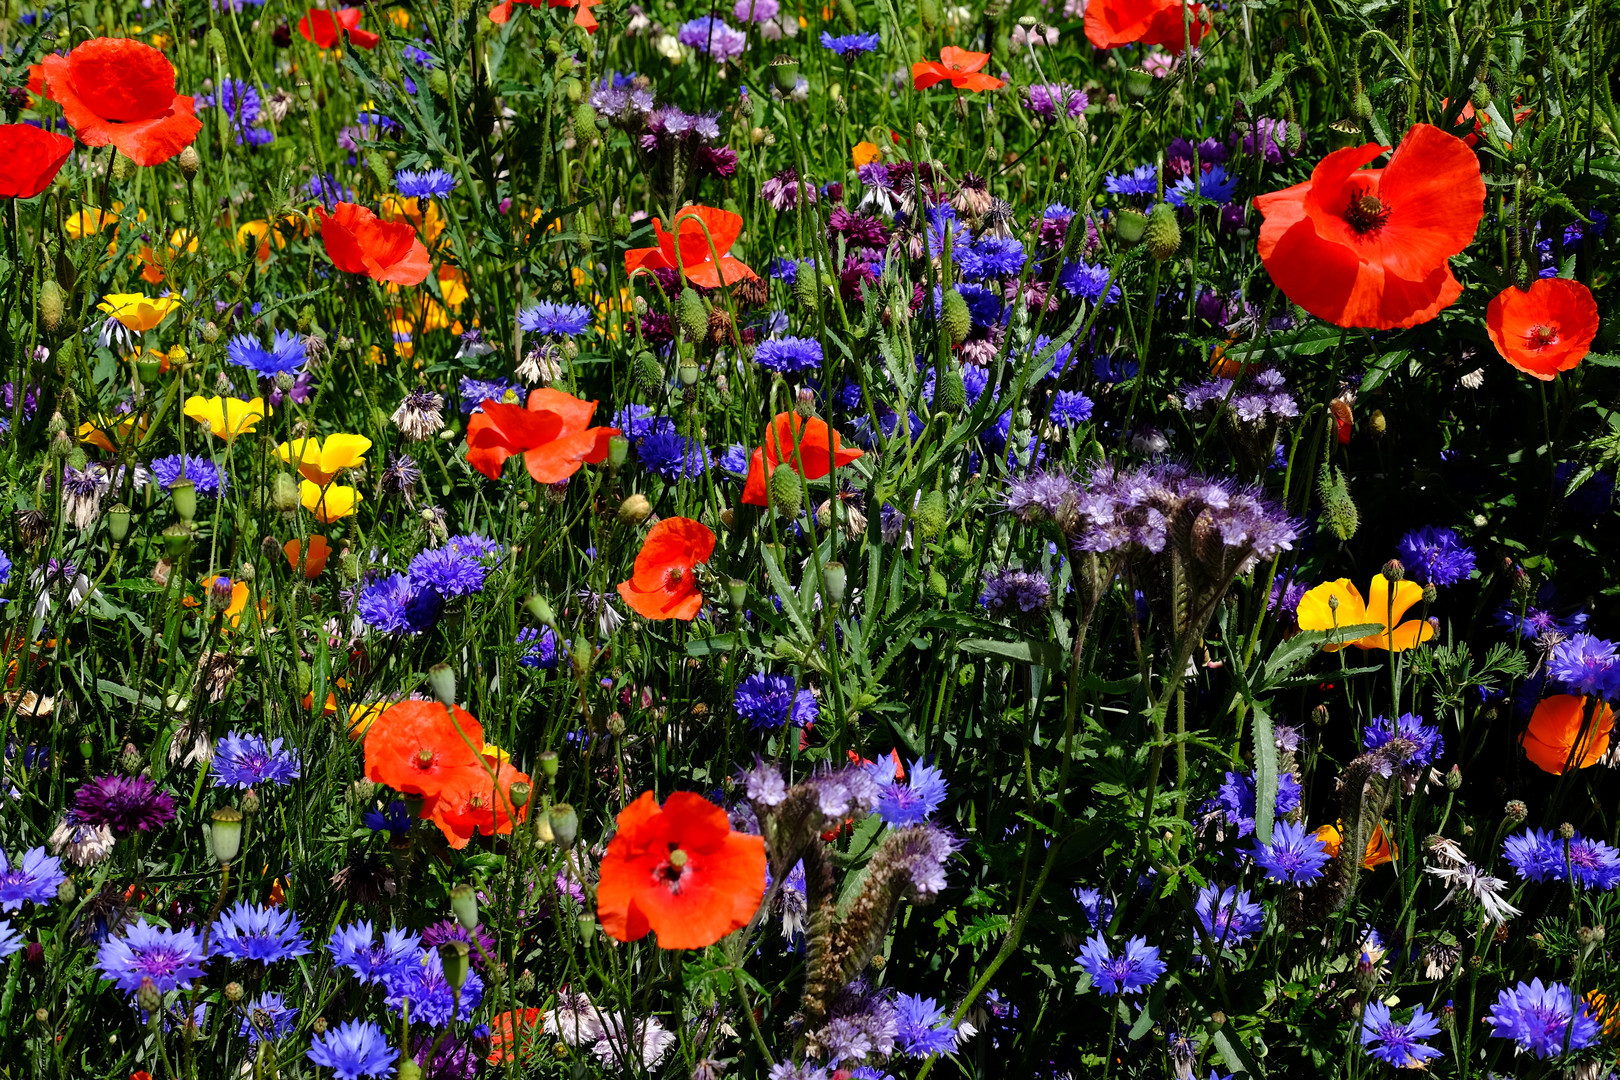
[{"x1": 0, "y1": 0, "x2": 1618, "y2": 1074}]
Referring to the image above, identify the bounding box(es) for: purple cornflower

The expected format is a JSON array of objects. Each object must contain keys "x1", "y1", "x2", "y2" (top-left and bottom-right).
[
  {"x1": 1397, "y1": 526, "x2": 1477, "y2": 587},
  {"x1": 1048, "y1": 390, "x2": 1094, "y2": 428},
  {"x1": 1547, "y1": 634, "x2": 1620, "y2": 699},
  {"x1": 518, "y1": 626, "x2": 563, "y2": 670},
  {"x1": 212, "y1": 731, "x2": 301, "y2": 788},
  {"x1": 828, "y1": 206, "x2": 890, "y2": 249},
  {"x1": 979, "y1": 567, "x2": 1052, "y2": 616},
  {"x1": 71, "y1": 774, "x2": 176, "y2": 835},
  {"x1": 517, "y1": 301, "x2": 591, "y2": 337},
  {"x1": 1208, "y1": 770, "x2": 1301, "y2": 838},
  {"x1": 894, "y1": 993, "x2": 957, "y2": 1057},
  {"x1": 637, "y1": 432, "x2": 712, "y2": 480},
  {"x1": 761, "y1": 168, "x2": 817, "y2": 211},
  {"x1": 677, "y1": 16, "x2": 748, "y2": 59},
  {"x1": 753, "y1": 336, "x2": 823, "y2": 373},
  {"x1": 227, "y1": 329, "x2": 306, "y2": 377},
  {"x1": 328, "y1": 921, "x2": 421, "y2": 985},
  {"x1": 819, "y1": 30, "x2": 881, "y2": 58},
  {"x1": 239, "y1": 992, "x2": 298, "y2": 1044},
  {"x1": 0, "y1": 922, "x2": 22, "y2": 959},
  {"x1": 357, "y1": 573, "x2": 435, "y2": 634},
  {"x1": 150, "y1": 454, "x2": 227, "y2": 497},
  {"x1": 396, "y1": 168, "x2": 457, "y2": 200},
  {"x1": 1022, "y1": 82, "x2": 1088, "y2": 120},
  {"x1": 362, "y1": 801, "x2": 412, "y2": 835},
  {"x1": 0, "y1": 847, "x2": 65, "y2": 910},
  {"x1": 1167, "y1": 164, "x2": 1239, "y2": 207},
  {"x1": 212, "y1": 902, "x2": 312, "y2": 964},
  {"x1": 733, "y1": 0, "x2": 778, "y2": 20},
  {"x1": 1075, "y1": 934, "x2": 1166, "y2": 996},
  {"x1": 1503, "y1": 829, "x2": 1565, "y2": 883},
  {"x1": 409, "y1": 545, "x2": 488, "y2": 599},
  {"x1": 308, "y1": 1018, "x2": 398, "y2": 1079},
  {"x1": 1074, "y1": 887, "x2": 1114, "y2": 927},
  {"x1": 458, "y1": 376, "x2": 516, "y2": 412},
  {"x1": 384, "y1": 948, "x2": 484, "y2": 1027},
  {"x1": 735, "y1": 673, "x2": 818, "y2": 730},
  {"x1": 1566, "y1": 834, "x2": 1620, "y2": 889},
  {"x1": 867, "y1": 760, "x2": 947, "y2": 826},
  {"x1": 1360, "y1": 1001, "x2": 1443, "y2": 1068},
  {"x1": 1193, "y1": 884, "x2": 1264, "y2": 948},
  {"x1": 1104, "y1": 163, "x2": 1157, "y2": 197},
  {"x1": 1487, "y1": 979, "x2": 1600, "y2": 1058},
  {"x1": 1362, "y1": 713, "x2": 1445, "y2": 770},
  {"x1": 1250, "y1": 820, "x2": 1330, "y2": 884},
  {"x1": 96, "y1": 919, "x2": 208, "y2": 994}
]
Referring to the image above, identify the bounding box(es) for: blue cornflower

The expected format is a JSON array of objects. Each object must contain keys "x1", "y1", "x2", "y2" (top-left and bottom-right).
[
  {"x1": 306, "y1": 173, "x2": 355, "y2": 207},
  {"x1": 362, "y1": 801, "x2": 413, "y2": 835},
  {"x1": 307, "y1": 1018, "x2": 398, "y2": 1080},
  {"x1": 227, "y1": 330, "x2": 306, "y2": 377},
  {"x1": 868, "y1": 759, "x2": 947, "y2": 826},
  {"x1": 402, "y1": 41, "x2": 436, "y2": 67},
  {"x1": 1194, "y1": 884, "x2": 1264, "y2": 948},
  {"x1": 1250, "y1": 820, "x2": 1331, "y2": 884},
  {"x1": 239, "y1": 992, "x2": 298, "y2": 1044},
  {"x1": 957, "y1": 236, "x2": 1027, "y2": 280},
  {"x1": 518, "y1": 626, "x2": 564, "y2": 670},
  {"x1": 1048, "y1": 390, "x2": 1093, "y2": 428},
  {"x1": 212, "y1": 731, "x2": 301, "y2": 788},
  {"x1": 458, "y1": 376, "x2": 516, "y2": 412},
  {"x1": 0, "y1": 921, "x2": 23, "y2": 959},
  {"x1": 518, "y1": 300, "x2": 592, "y2": 337},
  {"x1": 1547, "y1": 634, "x2": 1620, "y2": 699},
  {"x1": 0, "y1": 847, "x2": 64, "y2": 910},
  {"x1": 395, "y1": 168, "x2": 457, "y2": 200},
  {"x1": 1504, "y1": 828, "x2": 1565, "y2": 883},
  {"x1": 1104, "y1": 163, "x2": 1158, "y2": 197},
  {"x1": 1567, "y1": 834, "x2": 1620, "y2": 889},
  {"x1": 1057, "y1": 260, "x2": 1121, "y2": 304},
  {"x1": 1167, "y1": 164, "x2": 1239, "y2": 207},
  {"x1": 212, "y1": 902, "x2": 312, "y2": 964},
  {"x1": 952, "y1": 282, "x2": 1004, "y2": 328},
  {"x1": 150, "y1": 454, "x2": 228, "y2": 497},
  {"x1": 1362, "y1": 713, "x2": 1445, "y2": 770},
  {"x1": 637, "y1": 431, "x2": 712, "y2": 479},
  {"x1": 1360, "y1": 1001, "x2": 1443, "y2": 1068},
  {"x1": 1074, "y1": 887, "x2": 1114, "y2": 928},
  {"x1": 613, "y1": 404, "x2": 677, "y2": 442},
  {"x1": 819, "y1": 30, "x2": 881, "y2": 58},
  {"x1": 409, "y1": 545, "x2": 488, "y2": 599},
  {"x1": 384, "y1": 948, "x2": 483, "y2": 1027},
  {"x1": 443, "y1": 534, "x2": 502, "y2": 563},
  {"x1": 1396, "y1": 526, "x2": 1476, "y2": 587},
  {"x1": 197, "y1": 77, "x2": 269, "y2": 144},
  {"x1": 894, "y1": 993, "x2": 957, "y2": 1058},
  {"x1": 766, "y1": 256, "x2": 799, "y2": 281},
  {"x1": 1487, "y1": 979, "x2": 1600, "y2": 1058},
  {"x1": 1494, "y1": 583, "x2": 1588, "y2": 641},
  {"x1": 718, "y1": 443, "x2": 751, "y2": 475},
  {"x1": 97, "y1": 920, "x2": 209, "y2": 994},
  {"x1": 754, "y1": 337, "x2": 823, "y2": 373},
  {"x1": 0, "y1": 548, "x2": 10, "y2": 589},
  {"x1": 735, "y1": 673, "x2": 817, "y2": 730},
  {"x1": 1075, "y1": 934, "x2": 1166, "y2": 996},
  {"x1": 1031, "y1": 334, "x2": 1075, "y2": 381},
  {"x1": 357, "y1": 574, "x2": 431, "y2": 635},
  {"x1": 328, "y1": 922, "x2": 421, "y2": 985},
  {"x1": 1209, "y1": 770, "x2": 1301, "y2": 839}
]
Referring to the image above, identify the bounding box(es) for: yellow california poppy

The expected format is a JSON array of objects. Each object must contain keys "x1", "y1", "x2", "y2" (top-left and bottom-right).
[
  {"x1": 300, "y1": 479, "x2": 362, "y2": 523},
  {"x1": 277, "y1": 434, "x2": 372, "y2": 486},
  {"x1": 1313, "y1": 822, "x2": 1398, "y2": 869},
  {"x1": 98, "y1": 293, "x2": 182, "y2": 333},
  {"x1": 380, "y1": 193, "x2": 446, "y2": 247},
  {"x1": 65, "y1": 205, "x2": 119, "y2": 238},
  {"x1": 1295, "y1": 576, "x2": 1435, "y2": 652},
  {"x1": 78, "y1": 415, "x2": 147, "y2": 453},
  {"x1": 437, "y1": 264, "x2": 468, "y2": 308},
  {"x1": 183, "y1": 396, "x2": 269, "y2": 442},
  {"x1": 347, "y1": 701, "x2": 387, "y2": 739}
]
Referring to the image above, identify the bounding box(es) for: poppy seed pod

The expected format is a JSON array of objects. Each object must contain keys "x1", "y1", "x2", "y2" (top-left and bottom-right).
[
  {"x1": 106, "y1": 502, "x2": 131, "y2": 543},
  {"x1": 940, "y1": 288, "x2": 971, "y2": 345},
  {"x1": 509, "y1": 781, "x2": 531, "y2": 809},
  {"x1": 822, "y1": 561, "x2": 847, "y2": 605},
  {"x1": 537, "y1": 750, "x2": 559, "y2": 779},
  {"x1": 210, "y1": 806, "x2": 244, "y2": 864},
  {"x1": 449, "y1": 883, "x2": 478, "y2": 931},
  {"x1": 770, "y1": 54, "x2": 800, "y2": 93},
  {"x1": 1114, "y1": 208, "x2": 1148, "y2": 245},
  {"x1": 426, "y1": 663, "x2": 457, "y2": 705},
  {"x1": 618, "y1": 493, "x2": 653, "y2": 524},
  {"x1": 549, "y1": 803, "x2": 579, "y2": 847},
  {"x1": 1124, "y1": 68, "x2": 1154, "y2": 99},
  {"x1": 160, "y1": 522, "x2": 192, "y2": 557},
  {"x1": 397, "y1": 1060, "x2": 425, "y2": 1080},
  {"x1": 438, "y1": 941, "x2": 471, "y2": 990},
  {"x1": 1143, "y1": 202, "x2": 1181, "y2": 261}
]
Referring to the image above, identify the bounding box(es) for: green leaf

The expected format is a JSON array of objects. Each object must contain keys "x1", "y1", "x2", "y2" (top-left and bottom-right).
[
  {"x1": 959, "y1": 637, "x2": 1065, "y2": 668},
  {"x1": 1253, "y1": 700, "x2": 1277, "y2": 846}
]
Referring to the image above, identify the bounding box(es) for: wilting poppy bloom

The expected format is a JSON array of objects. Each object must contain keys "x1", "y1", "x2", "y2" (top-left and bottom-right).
[
  {"x1": 1295, "y1": 576, "x2": 1435, "y2": 652},
  {"x1": 623, "y1": 205, "x2": 756, "y2": 288},
  {"x1": 314, "y1": 202, "x2": 431, "y2": 286},
  {"x1": 741, "y1": 412, "x2": 865, "y2": 507},
  {"x1": 32, "y1": 38, "x2": 201, "y2": 167},
  {"x1": 911, "y1": 47, "x2": 1004, "y2": 92},
  {"x1": 0, "y1": 125, "x2": 74, "y2": 199},
  {"x1": 428, "y1": 753, "x2": 531, "y2": 848},
  {"x1": 183, "y1": 395, "x2": 269, "y2": 442},
  {"x1": 1313, "y1": 821, "x2": 1397, "y2": 869},
  {"x1": 597, "y1": 790, "x2": 766, "y2": 949},
  {"x1": 1084, "y1": 0, "x2": 1210, "y2": 51},
  {"x1": 616, "y1": 517, "x2": 715, "y2": 621},
  {"x1": 364, "y1": 701, "x2": 488, "y2": 798},
  {"x1": 1485, "y1": 277, "x2": 1599, "y2": 381},
  {"x1": 1521, "y1": 694, "x2": 1615, "y2": 775},
  {"x1": 276, "y1": 434, "x2": 372, "y2": 485},
  {"x1": 465, "y1": 389, "x2": 618, "y2": 483},
  {"x1": 282, "y1": 536, "x2": 331, "y2": 579},
  {"x1": 300, "y1": 480, "x2": 362, "y2": 523},
  {"x1": 297, "y1": 7, "x2": 379, "y2": 49},
  {"x1": 488, "y1": 0, "x2": 599, "y2": 30},
  {"x1": 1254, "y1": 124, "x2": 1484, "y2": 330},
  {"x1": 487, "y1": 1009, "x2": 545, "y2": 1065}
]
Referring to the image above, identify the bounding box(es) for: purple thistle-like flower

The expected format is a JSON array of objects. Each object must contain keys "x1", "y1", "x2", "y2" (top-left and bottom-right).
[
  {"x1": 1567, "y1": 834, "x2": 1620, "y2": 890},
  {"x1": 212, "y1": 902, "x2": 312, "y2": 964},
  {"x1": 0, "y1": 847, "x2": 65, "y2": 910},
  {"x1": 894, "y1": 993, "x2": 957, "y2": 1057},
  {"x1": 1075, "y1": 934, "x2": 1166, "y2": 996},
  {"x1": 754, "y1": 336, "x2": 823, "y2": 373},
  {"x1": 828, "y1": 206, "x2": 890, "y2": 249},
  {"x1": 96, "y1": 919, "x2": 208, "y2": 994},
  {"x1": 1250, "y1": 820, "x2": 1330, "y2": 884},
  {"x1": 1487, "y1": 979, "x2": 1601, "y2": 1058},
  {"x1": 1397, "y1": 526, "x2": 1477, "y2": 587},
  {"x1": 1194, "y1": 884, "x2": 1264, "y2": 948},
  {"x1": 212, "y1": 731, "x2": 301, "y2": 788},
  {"x1": 1547, "y1": 634, "x2": 1620, "y2": 699},
  {"x1": 867, "y1": 760, "x2": 947, "y2": 826},
  {"x1": 150, "y1": 454, "x2": 228, "y2": 497},
  {"x1": 1494, "y1": 582, "x2": 1588, "y2": 641},
  {"x1": 518, "y1": 625, "x2": 564, "y2": 670},
  {"x1": 72, "y1": 774, "x2": 176, "y2": 836},
  {"x1": 735, "y1": 673, "x2": 818, "y2": 731},
  {"x1": 1362, "y1": 713, "x2": 1445, "y2": 770},
  {"x1": 1360, "y1": 1001, "x2": 1444, "y2": 1068},
  {"x1": 1022, "y1": 82, "x2": 1088, "y2": 120},
  {"x1": 308, "y1": 1018, "x2": 398, "y2": 1080},
  {"x1": 979, "y1": 567, "x2": 1053, "y2": 616}
]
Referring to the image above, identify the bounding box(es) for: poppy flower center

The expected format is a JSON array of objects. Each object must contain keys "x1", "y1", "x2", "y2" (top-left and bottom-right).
[
  {"x1": 1527, "y1": 323, "x2": 1561, "y2": 348},
  {"x1": 1344, "y1": 190, "x2": 1392, "y2": 235},
  {"x1": 653, "y1": 845, "x2": 691, "y2": 893},
  {"x1": 664, "y1": 567, "x2": 685, "y2": 588},
  {"x1": 414, "y1": 748, "x2": 436, "y2": 770}
]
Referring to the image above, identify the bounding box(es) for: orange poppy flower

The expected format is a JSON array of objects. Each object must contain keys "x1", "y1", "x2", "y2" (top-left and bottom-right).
[
  {"x1": 597, "y1": 790, "x2": 766, "y2": 949},
  {"x1": 298, "y1": 7, "x2": 379, "y2": 49},
  {"x1": 428, "y1": 754, "x2": 531, "y2": 848},
  {"x1": 616, "y1": 517, "x2": 715, "y2": 621},
  {"x1": 32, "y1": 38, "x2": 202, "y2": 167},
  {"x1": 1294, "y1": 576, "x2": 1435, "y2": 652},
  {"x1": 314, "y1": 202, "x2": 431, "y2": 287},
  {"x1": 1521, "y1": 694, "x2": 1615, "y2": 775},
  {"x1": 1254, "y1": 123, "x2": 1484, "y2": 330},
  {"x1": 0, "y1": 124, "x2": 73, "y2": 199},
  {"x1": 911, "y1": 47, "x2": 1004, "y2": 93},
  {"x1": 740, "y1": 412, "x2": 864, "y2": 507},
  {"x1": 487, "y1": 1009, "x2": 545, "y2": 1064},
  {"x1": 623, "y1": 205, "x2": 756, "y2": 289},
  {"x1": 363, "y1": 701, "x2": 488, "y2": 799},
  {"x1": 1313, "y1": 822, "x2": 1397, "y2": 869},
  {"x1": 1485, "y1": 277, "x2": 1599, "y2": 382},
  {"x1": 488, "y1": 0, "x2": 599, "y2": 30},
  {"x1": 1084, "y1": 0, "x2": 1210, "y2": 51},
  {"x1": 465, "y1": 388, "x2": 619, "y2": 483},
  {"x1": 282, "y1": 536, "x2": 331, "y2": 579}
]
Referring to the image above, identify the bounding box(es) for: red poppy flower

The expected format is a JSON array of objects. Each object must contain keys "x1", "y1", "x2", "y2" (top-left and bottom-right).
[
  {"x1": 740, "y1": 412, "x2": 864, "y2": 507},
  {"x1": 911, "y1": 47, "x2": 1004, "y2": 92},
  {"x1": 1521, "y1": 694, "x2": 1614, "y2": 775},
  {"x1": 597, "y1": 790, "x2": 766, "y2": 950},
  {"x1": 363, "y1": 701, "x2": 488, "y2": 799},
  {"x1": 623, "y1": 205, "x2": 756, "y2": 288},
  {"x1": 0, "y1": 124, "x2": 74, "y2": 199},
  {"x1": 32, "y1": 38, "x2": 201, "y2": 167},
  {"x1": 1485, "y1": 277, "x2": 1599, "y2": 381},
  {"x1": 616, "y1": 517, "x2": 715, "y2": 621},
  {"x1": 428, "y1": 755, "x2": 530, "y2": 848},
  {"x1": 488, "y1": 0, "x2": 599, "y2": 30},
  {"x1": 464, "y1": 388, "x2": 619, "y2": 483},
  {"x1": 297, "y1": 7, "x2": 379, "y2": 49},
  {"x1": 1254, "y1": 123, "x2": 1484, "y2": 330},
  {"x1": 1084, "y1": 0, "x2": 1210, "y2": 51},
  {"x1": 486, "y1": 1009, "x2": 545, "y2": 1064},
  {"x1": 314, "y1": 202, "x2": 431, "y2": 286}
]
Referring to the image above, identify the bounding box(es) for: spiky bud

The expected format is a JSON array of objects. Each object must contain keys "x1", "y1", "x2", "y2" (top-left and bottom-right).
[
  {"x1": 38, "y1": 279, "x2": 64, "y2": 330},
  {"x1": 676, "y1": 287, "x2": 708, "y2": 341},
  {"x1": 1469, "y1": 82, "x2": 1491, "y2": 112},
  {"x1": 366, "y1": 149, "x2": 391, "y2": 188},
  {"x1": 919, "y1": 0, "x2": 940, "y2": 31},
  {"x1": 1143, "y1": 202, "x2": 1181, "y2": 261},
  {"x1": 769, "y1": 464, "x2": 804, "y2": 518},
  {"x1": 926, "y1": 569, "x2": 948, "y2": 599},
  {"x1": 936, "y1": 369, "x2": 966, "y2": 413},
  {"x1": 634, "y1": 350, "x2": 663, "y2": 393},
  {"x1": 1317, "y1": 464, "x2": 1359, "y2": 541},
  {"x1": 572, "y1": 102, "x2": 597, "y2": 135},
  {"x1": 1350, "y1": 91, "x2": 1373, "y2": 122},
  {"x1": 793, "y1": 262, "x2": 822, "y2": 314},
  {"x1": 939, "y1": 288, "x2": 971, "y2": 345},
  {"x1": 913, "y1": 488, "x2": 947, "y2": 537}
]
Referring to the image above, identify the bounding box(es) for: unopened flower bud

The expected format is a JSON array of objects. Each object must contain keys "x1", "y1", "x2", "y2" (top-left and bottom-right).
[
  {"x1": 1381, "y1": 559, "x2": 1404, "y2": 582},
  {"x1": 56, "y1": 878, "x2": 75, "y2": 904},
  {"x1": 727, "y1": 578, "x2": 746, "y2": 611},
  {"x1": 618, "y1": 493, "x2": 652, "y2": 524},
  {"x1": 1445, "y1": 765, "x2": 1461, "y2": 791},
  {"x1": 449, "y1": 883, "x2": 478, "y2": 931},
  {"x1": 426, "y1": 663, "x2": 457, "y2": 705},
  {"x1": 225, "y1": 981, "x2": 245, "y2": 1003},
  {"x1": 240, "y1": 787, "x2": 262, "y2": 815},
  {"x1": 549, "y1": 803, "x2": 579, "y2": 847},
  {"x1": 822, "y1": 561, "x2": 846, "y2": 606},
  {"x1": 1559, "y1": 821, "x2": 1576, "y2": 840},
  {"x1": 525, "y1": 594, "x2": 556, "y2": 626},
  {"x1": 1505, "y1": 799, "x2": 1528, "y2": 824},
  {"x1": 119, "y1": 743, "x2": 143, "y2": 774},
  {"x1": 1311, "y1": 704, "x2": 1329, "y2": 725},
  {"x1": 137, "y1": 977, "x2": 162, "y2": 1016}
]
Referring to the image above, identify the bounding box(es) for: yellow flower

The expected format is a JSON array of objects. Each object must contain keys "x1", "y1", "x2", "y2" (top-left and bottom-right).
[
  {"x1": 300, "y1": 479, "x2": 362, "y2": 523},
  {"x1": 98, "y1": 293, "x2": 181, "y2": 333},
  {"x1": 1312, "y1": 822, "x2": 1398, "y2": 870},
  {"x1": 852, "y1": 140, "x2": 882, "y2": 167},
  {"x1": 277, "y1": 434, "x2": 372, "y2": 485},
  {"x1": 1294, "y1": 576, "x2": 1436, "y2": 652},
  {"x1": 183, "y1": 395, "x2": 269, "y2": 442},
  {"x1": 78, "y1": 415, "x2": 146, "y2": 453},
  {"x1": 380, "y1": 193, "x2": 446, "y2": 247},
  {"x1": 348, "y1": 702, "x2": 387, "y2": 739},
  {"x1": 65, "y1": 205, "x2": 119, "y2": 238},
  {"x1": 437, "y1": 264, "x2": 468, "y2": 308}
]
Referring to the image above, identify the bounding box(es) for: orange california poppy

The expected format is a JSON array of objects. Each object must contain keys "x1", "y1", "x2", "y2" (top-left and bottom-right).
[
  {"x1": 1084, "y1": 0, "x2": 1210, "y2": 51},
  {"x1": 314, "y1": 202, "x2": 431, "y2": 287},
  {"x1": 1294, "y1": 576, "x2": 1436, "y2": 652},
  {"x1": 486, "y1": 1009, "x2": 545, "y2": 1064},
  {"x1": 1254, "y1": 123, "x2": 1484, "y2": 330},
  {"x1": 1485, "y1": 277, "x2": 1599, "y2": 382},
  {"x1": 298, "y1": 7, "x2": 379, "y2": 49},
  {"x1": 1521, "y1": 694, "x2": 1615, "y2": 775},
  {"x1": 0, "y1": 124, "x2": 74, "y2": 199},
  {"x1": 428, "y1": 754, "x2": 531, "y2": 848},
  {"x1": 488, "y1": 0, "x2": 599, "y2": 29},
  {"x1": 1312, "y1": 822, "x2": 1398, "y2": 869},
  {"x1": 465, "y1": 388, "x2": 619, "y2": 483},
  {"x1": 616, "y1": 517, "x2": 715, "y2": 621},
  {"x1": 911, "y1": 47, "x2": 1004, "y2": 93},
  {"x1": 282, "y1": 536, "x2": 331, "y2": 579},
  {"x1": 623, "y1": 205, "x2": 756, "y2": 289},
  {"x1": 363, "y1": 701, "x2": 488, "y2": 799},
  {"x1": 31, "y1": 38, "x2": 202, "y2": 167},
  {"x1": 740, "y1": 412, "x2": 865, "y2": 507},
  {"x1": 597, "y1": 790, "x2": 766, "y2": 950}
]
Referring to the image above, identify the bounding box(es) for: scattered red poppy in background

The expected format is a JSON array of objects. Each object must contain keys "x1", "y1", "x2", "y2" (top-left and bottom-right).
[
  {"x1": 489, "y1": 0, "x2": 599, "y2": 30},
  {"x1": 465, "y1": 388, "x2": 619, "y2": 482},
  {"x1": 597, "y1": 790, "x2": 766, "y2": 949},
  {"x1": 32, "y1": 38, "x2": 201, "y2": 167},
  {"x1": 486, "y1": 1009, "x2": 545, "y2": 1064},
  {"x1": 624, "y1": 205, "x2": 756, "y2": 288},
  {"x1": 315, "y1": 202, "x2": 431, "y2": 286},
  {"x1": 616, "y1": 517, "x2": 715, "y2": 621},
  {"x1": 297, "y1": 7, "x2": 379, "y2": 49},
  {"x1": 1254, "y1": 123, "x2": 1484, "y2": 330},
  {"x1": 1522, "y1": 694, "x2": 1615, "y2": 775},
  {"x1": 741, "y1": 412, "x2": 864, "y2": 507},
  {"x1": 0, "y1": 124, "x2": 74, "y2": 199},
  {"x1": 1085, "y1": 0, "x2": 1210, "y2": 51},
  {"x1": 1486, "y1": 276, "x2": 1599, "y2": 381},
  {"x1": 911, "y1": 47, "x2": 1004, "y2": 92},
  {"x1": 429, "y1": 753, "x2": 530, "y2": 848}
]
